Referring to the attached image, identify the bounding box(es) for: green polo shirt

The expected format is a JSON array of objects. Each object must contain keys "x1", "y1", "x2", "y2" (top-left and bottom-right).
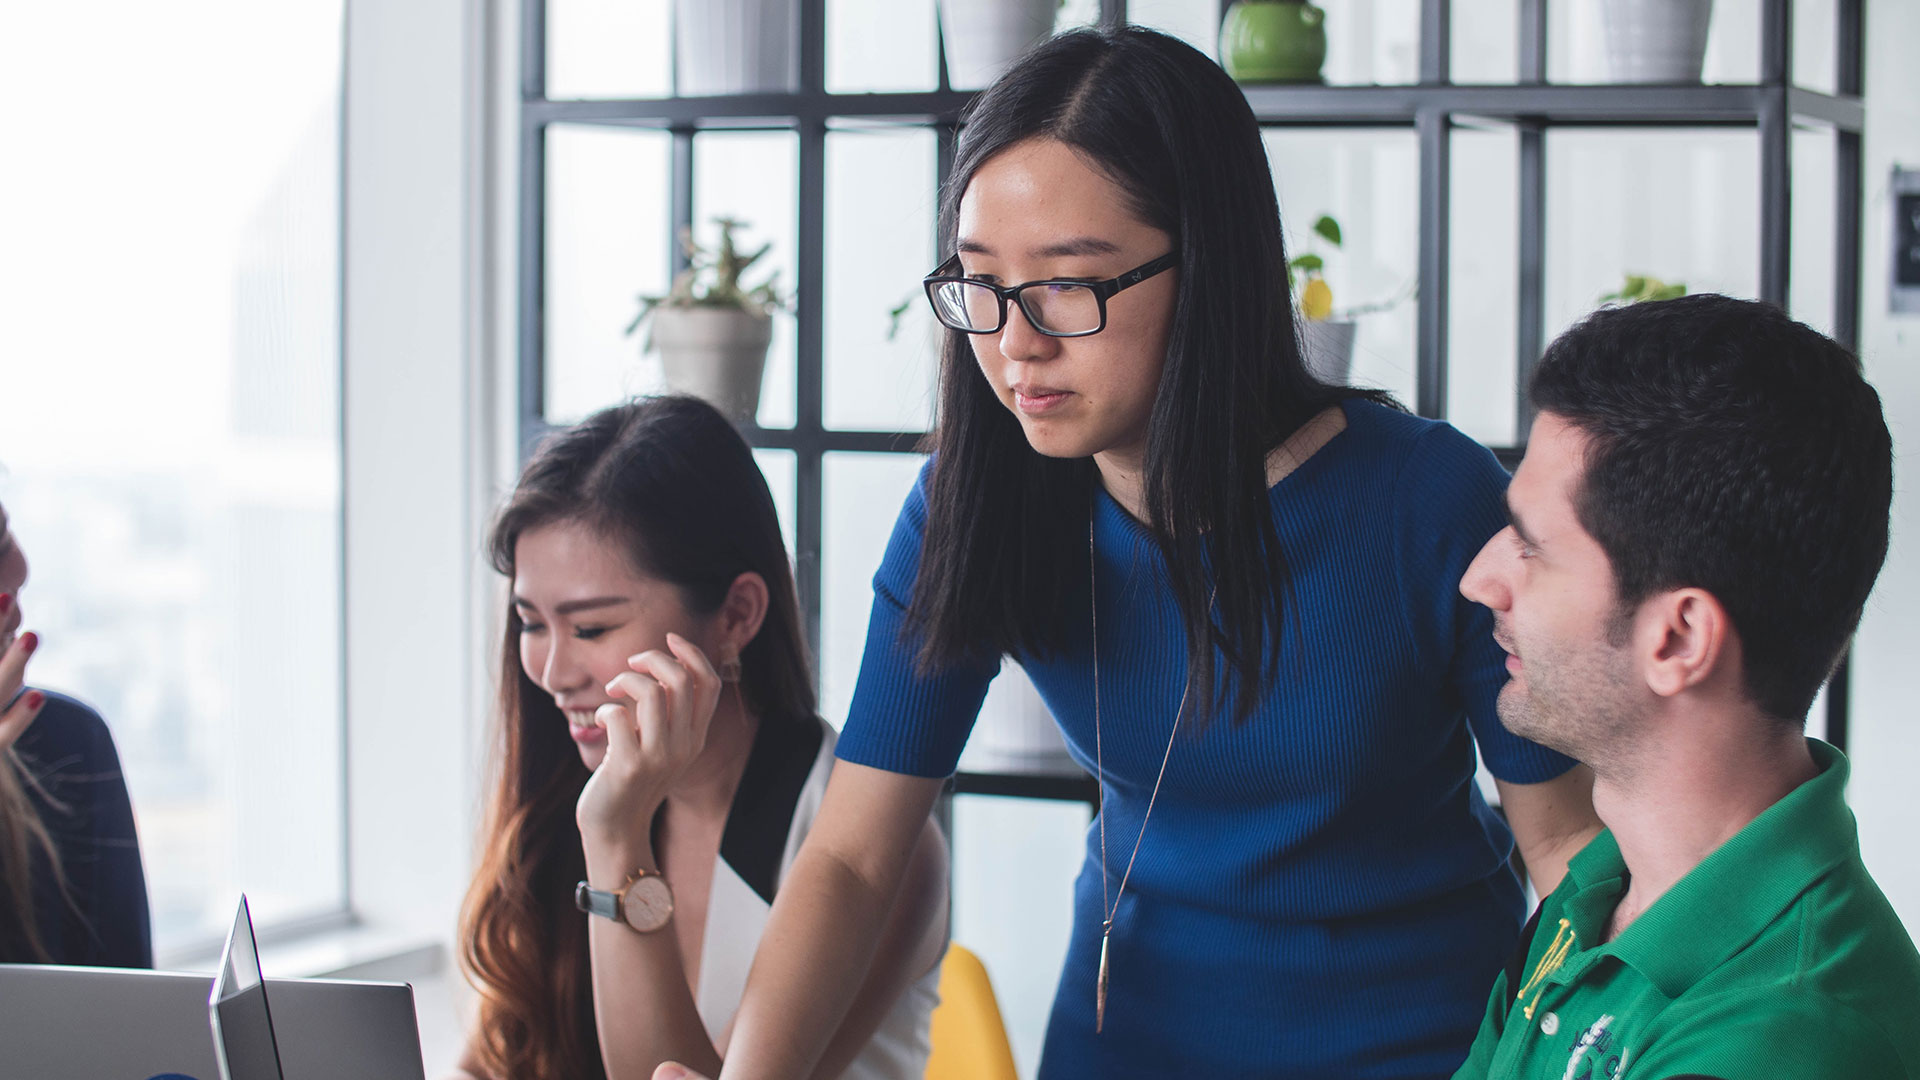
[{"x1": 1452, "y1": 739, "x2": 1920, "y2": 1080}]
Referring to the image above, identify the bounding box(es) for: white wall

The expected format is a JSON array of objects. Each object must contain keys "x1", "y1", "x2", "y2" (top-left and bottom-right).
[
  {"x1": 342, "y1": 0, "x2": 496, "y2": 1067},
  {"x1": 1845, "y1": 0, "x2": 1920, "y2": 934}
]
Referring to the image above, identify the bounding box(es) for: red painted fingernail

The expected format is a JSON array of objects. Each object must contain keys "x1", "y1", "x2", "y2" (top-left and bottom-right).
[
  {"x1": 20, "y1": 632, "x2": 37, "y2": 655},
  {"x1": 0, "y1": 594, "x2": 12, "y2": 612},
  {"x1": 25, "y1": 691, "x2": 44, "y2": 710}
]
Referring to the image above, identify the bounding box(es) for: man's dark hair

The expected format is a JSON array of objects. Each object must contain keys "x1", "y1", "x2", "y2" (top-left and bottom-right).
[{"x1": 1531, "y1": 293, "x2": 1892, "y2": 724}]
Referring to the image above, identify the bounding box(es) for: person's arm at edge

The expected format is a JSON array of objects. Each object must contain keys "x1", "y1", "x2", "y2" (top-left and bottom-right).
[
  {"x1": 701, "y1": 760, "x2": 946, "y2": 1080},
  {"x1": 583, "y1": 825, "x2": 728, "y2": 1079},
  {"x1": 1493, "y1": 766, "x2": 1601, "y2": 898},
  {"x1": 756, "y1": 813, "x2": 949, "y2": 1080}
]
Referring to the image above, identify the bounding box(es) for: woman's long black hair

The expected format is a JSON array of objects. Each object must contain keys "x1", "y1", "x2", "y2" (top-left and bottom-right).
[{"x1": 908, "y1": 26, "x2": 1399, "y2": 726}]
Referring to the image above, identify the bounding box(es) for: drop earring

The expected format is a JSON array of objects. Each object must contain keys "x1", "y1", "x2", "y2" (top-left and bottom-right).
[{"x1": 717, "y1": 653, "x2": 743, "y2": 683}]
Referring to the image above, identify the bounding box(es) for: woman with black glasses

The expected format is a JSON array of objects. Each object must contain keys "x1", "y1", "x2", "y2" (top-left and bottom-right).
[{"x1": 670, "y1": 26, "x2": 1600, "y2": 1080}]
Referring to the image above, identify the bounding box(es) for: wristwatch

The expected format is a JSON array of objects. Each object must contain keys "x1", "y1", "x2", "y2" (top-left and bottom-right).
[{"x1": 575, "y1": 868, "x2": 675, "y2": 933}]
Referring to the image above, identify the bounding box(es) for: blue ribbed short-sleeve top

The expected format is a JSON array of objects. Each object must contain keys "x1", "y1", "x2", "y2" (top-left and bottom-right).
[{"x1": 837, "y1": 399, "x2": 1574, "y2": 1079}]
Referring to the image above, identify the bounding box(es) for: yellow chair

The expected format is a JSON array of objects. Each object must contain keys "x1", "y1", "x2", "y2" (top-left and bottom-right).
[{"x1": 926, "y1": 943, "x2": 1020, "y2": 1080}]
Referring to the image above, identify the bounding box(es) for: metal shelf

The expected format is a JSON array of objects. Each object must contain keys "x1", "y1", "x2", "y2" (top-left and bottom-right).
[
  {"x1": 527, "y1": 82, "x2": 1863, "y2": 133},
  {"x1": 518, "y1": 0, "x2": 1865, "y2": 755},
  {"x1": 952, "y1": 768, "x2": 1099, "y2": 806}
]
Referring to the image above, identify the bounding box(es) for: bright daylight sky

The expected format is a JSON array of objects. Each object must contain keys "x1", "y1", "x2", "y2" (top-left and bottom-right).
[{"x1": 0, "y1": 2, "x2": 342, "y2": 475}]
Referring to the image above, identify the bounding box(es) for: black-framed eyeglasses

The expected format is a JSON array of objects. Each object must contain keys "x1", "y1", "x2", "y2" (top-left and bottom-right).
[{"x1": 921, "y1": 252, "x2": 1179, "y2": 338}]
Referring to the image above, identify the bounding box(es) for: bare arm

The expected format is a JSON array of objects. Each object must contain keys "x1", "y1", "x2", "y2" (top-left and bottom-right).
[
  {"x1": 589, "y1": 805, "x2": 947, "y2": 1080},
  {"x1": 710, "y1": 761, "x2": 946, "y2": 1080},
  {"x1": 772, "y1": 815, "x2": 948, "y2": 1080},
  {"x1": 584, "y1": 830, "x2": 728, "y2": 1079},
  {"x1": 1494, "y1": 765, "x2": 1602, "y2": 898},
  {"x1": 580, "y1": 643, "x2": 739, "y2": 1080}
]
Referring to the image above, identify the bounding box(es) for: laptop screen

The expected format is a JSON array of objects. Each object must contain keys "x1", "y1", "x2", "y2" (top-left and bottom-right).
[{"x1": 209, "y1": 896, "x2": 286, "y2": 1080}]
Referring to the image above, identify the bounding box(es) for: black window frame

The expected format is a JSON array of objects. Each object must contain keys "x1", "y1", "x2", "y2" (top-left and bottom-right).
[{"x1": 517, "y1": 0, "x2": 1868, "y2": 780}]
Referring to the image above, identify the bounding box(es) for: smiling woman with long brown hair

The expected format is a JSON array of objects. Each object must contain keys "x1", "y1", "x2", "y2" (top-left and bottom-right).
[{"x1": 454, "y1": 396, "x2": 947, "y2": 1080}]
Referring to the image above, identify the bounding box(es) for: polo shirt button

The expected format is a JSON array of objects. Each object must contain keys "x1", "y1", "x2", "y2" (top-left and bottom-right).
[{"x1": 1540, "y1": 1012, "x2": 1560, "y2": 1036}]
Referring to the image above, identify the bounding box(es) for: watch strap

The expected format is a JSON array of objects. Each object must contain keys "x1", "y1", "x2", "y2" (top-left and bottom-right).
[{"x1": 574, "y1": 881, "x2": 622, "y2": 922}]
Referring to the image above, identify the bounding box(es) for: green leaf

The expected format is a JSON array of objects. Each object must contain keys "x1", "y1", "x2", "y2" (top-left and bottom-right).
[
  {"x1": 1650, "y1": 282, "x2": 1687, "y2": 301},
  {"x1": 1312, "y1": 214, "x2": 1342, "y2": 247},
  {"x1": 1290, "y1": 253, "x2": 1325, "y2": 272},
  {"x1": 885, "y1": 295, "x2": 914, "y2": 341}
]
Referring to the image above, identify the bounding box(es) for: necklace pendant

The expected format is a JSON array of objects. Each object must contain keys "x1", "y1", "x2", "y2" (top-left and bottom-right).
[{"x1": 1096, "y1": 929, "x2": 1110, "y2": 1034}]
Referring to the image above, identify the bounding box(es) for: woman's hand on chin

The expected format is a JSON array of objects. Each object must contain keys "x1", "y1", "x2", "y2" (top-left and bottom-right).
[
  {"x1": 0, "y1": 627, "x2": 45, "y2": 752},
  {"x1": 575, "y1": 633, "x2": 724, "y2": 856}
]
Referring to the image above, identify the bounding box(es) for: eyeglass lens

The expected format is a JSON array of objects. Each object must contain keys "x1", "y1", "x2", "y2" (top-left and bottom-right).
[{"x1": 931, "y1": 280, "x2": 1103, "y2": 335}]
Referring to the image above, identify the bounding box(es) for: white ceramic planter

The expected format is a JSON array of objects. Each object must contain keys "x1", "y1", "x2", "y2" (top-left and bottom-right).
[
  {"x1": 650, "y1": 307, "x2": 775, "y2": 424},
  {"x1": 1601, "y1": 0, "x2": 1714, "y2": 84},
  {"x1": 676, "y1": 0, "x2": 796, "y2": 96},
  {"x1": 1300, "y1": 319, "x2": 1356, "y2": 384},
  {"x1": 937, "y1": 0, "x2": 1058, "y2": 91}
]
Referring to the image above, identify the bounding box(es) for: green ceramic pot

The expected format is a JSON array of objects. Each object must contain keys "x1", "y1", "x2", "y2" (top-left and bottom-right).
[{"x1": 1220, "y1": 0, "x2": 1328, "y2": 84}]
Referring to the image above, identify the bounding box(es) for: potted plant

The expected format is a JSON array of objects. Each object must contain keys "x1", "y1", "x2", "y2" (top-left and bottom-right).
[
  {"x1": 1290, "y1": 214, "x2": 1355, "y2": 381},
  {"x1": 1600, "y1": 0, "x2": 1714, "y2": 84},
  {"x1": 937, "y1": 0, "x2": 1060, "y2": 91},
  {"x1": 1220, "y1": 0, "x2": 1328, "y2": 84},
  {"x1": 627, "y1": 217, "x2": 787, "y2": 424},
  {"x1": 1289, "y1": 213, "x2": 1412, "y2": 383},
  {"x1": 1599, "y1": 273, "x2": 1688, "y2": 305},
  {"x1": 675, "y1": 0, "x2": 795, "y2": 96}
]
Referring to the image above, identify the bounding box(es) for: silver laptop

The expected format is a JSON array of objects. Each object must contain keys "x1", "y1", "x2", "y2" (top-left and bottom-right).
[{"x1": 0, "y1": 902, "x2": 427, "y2": 1080}]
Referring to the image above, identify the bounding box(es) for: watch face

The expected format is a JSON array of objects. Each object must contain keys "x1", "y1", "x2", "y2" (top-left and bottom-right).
[{"x1": 622, "y1": 874, "x2": 674, "y2": 933}]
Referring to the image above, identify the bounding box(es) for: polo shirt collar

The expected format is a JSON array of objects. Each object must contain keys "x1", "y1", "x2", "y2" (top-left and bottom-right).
[{"x1": 1595, "y1": 738, "x2": 1857, "y2": 999}]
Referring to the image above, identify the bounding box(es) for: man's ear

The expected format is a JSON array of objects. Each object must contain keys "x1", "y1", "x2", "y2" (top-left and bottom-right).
[{"x1": 1639, "y1": 588, "x2": 1733, "y2": 699}]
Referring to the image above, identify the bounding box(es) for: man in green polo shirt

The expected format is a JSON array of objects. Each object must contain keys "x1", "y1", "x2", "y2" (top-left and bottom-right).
[{"x1": 1452, "y1": 294, "x2": 1920, "y2": 1079}]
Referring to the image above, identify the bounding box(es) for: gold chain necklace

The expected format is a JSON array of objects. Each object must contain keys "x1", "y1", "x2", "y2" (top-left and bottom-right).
[{"x1": 1090, "y1": 513, "x2": 1204, "y2": 1034}]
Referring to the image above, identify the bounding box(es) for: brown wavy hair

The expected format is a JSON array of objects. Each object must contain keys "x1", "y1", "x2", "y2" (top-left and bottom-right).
[{"x1": 458, "y1": 396, "x2": 817, "y2": 1080}]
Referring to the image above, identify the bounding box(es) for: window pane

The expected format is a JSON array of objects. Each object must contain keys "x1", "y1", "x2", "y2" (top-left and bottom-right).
[
  {"x1": 0, "y1": 1, "x2": 346, "y2": 952},
  {"x1": 951, "y1": 794, "x2": 1088, "y2": 1080},
  {"x1": 1790, "y1": 127, "x2": 1838, "y2": 338},
  {"x1": 544, "y1": 125, "x2": 673, "y2": 425},
  {"x1": 1448, "y1": 126, "x2": 1521, "y2": 447},
  {"x1": 829, "y1": 0, "x2": 939, "y2": 93},
  {"x1": 752, "y1": 449, "x2": 799, "y2": 562},
  {"x1": 1549, "y1": 0, "x2": 1759, "y2": 85},
  {"x1": 1474, "y1": 0, "x2": 1781, "y2": 87},
  {"x1": 821, "y1": 453, "x2": 926, "y2": 726},
  {"x1": 1263, "y1": 129, "x2": 1420, "y2": 408},
  {"x1": 1792, "y1": 0, "x2": 1838, "y2": 95},
  {"x1": 547, "y1": 0, "x2": 672, "y2": 100},
  {"x1": 825, "y1": 127, "x2": 939, "y2": 432},
  {"x1": 1128, "y1": 0, "x2": 1221, "y2": 59},
  {"x1": 696, "y1": 132, "x2": 801, "y2": 430},
  {"x1": 1545, "y1": 130, "x2": 1759, "y2": 346},
  {"x1": 1451, "y1": 0, "x2": 1520, "y2": 85},
  {"x1": 1322, "y1": 0, "x2": 1423, "y2": 85},
  {"x1": 1054, "y1": 0, "x2": 1103, "y2": 32}
]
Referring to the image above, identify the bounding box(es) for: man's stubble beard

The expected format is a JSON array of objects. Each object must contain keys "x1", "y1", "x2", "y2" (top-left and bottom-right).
[{"x1": 1497, "y1": 633, "x2": 1640, "y2": 765}]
